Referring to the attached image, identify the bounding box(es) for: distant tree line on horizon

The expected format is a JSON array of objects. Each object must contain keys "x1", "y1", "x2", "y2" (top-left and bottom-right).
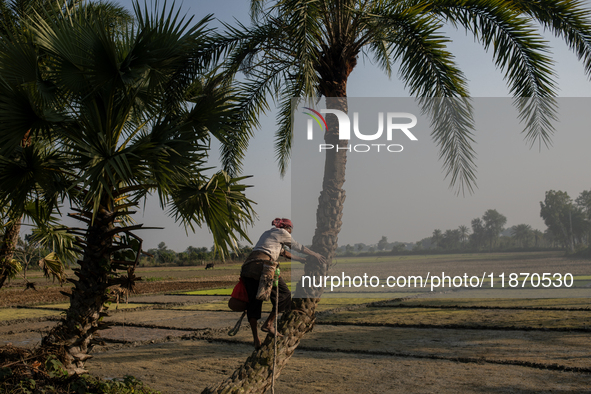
[
  {"x1": 6, "y1": 188, "x2": 590, "y2": 271},
  {"x1": 139, "y1": 242, "x2": 254, "y2": 267},
  {"x1": 336, "y1": 188, "x2": 591, "y2": 257}
]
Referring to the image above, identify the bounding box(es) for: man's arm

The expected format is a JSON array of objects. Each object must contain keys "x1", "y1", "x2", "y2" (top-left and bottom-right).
[
  {"x1": 281, "y1": 230, "x2": 327, "y2": 265},
  {"x1": 281, "y1": 245, "x2": 326, "y2": 265},
  {"x1": 280, "y1": 249, "x2": 305, "y2": 262}
]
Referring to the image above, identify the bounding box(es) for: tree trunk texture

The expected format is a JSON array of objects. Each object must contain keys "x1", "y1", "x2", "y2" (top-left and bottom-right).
[
  {"x1": 42, "y1": 204, "x2": 115, "y2": 375},
  {"x1": 0, "y1": 216, "x2": 22, "y2": 290},
  {"x1": 311, "y1": 96, "x2": 348, "y2": 260},
  {"x1": 203, "y1": 96, "x2": 348, "y2": 393}
]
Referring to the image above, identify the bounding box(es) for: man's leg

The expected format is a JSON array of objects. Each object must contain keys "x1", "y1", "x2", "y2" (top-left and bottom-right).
[
  {"x1": 261, "y1": 310, "x2": 281, "y2": 337},
  {"x1": 261, "y1": 279, "x2": 289, "y2": 337},
  {"x1": 243, "y1": 277, "x2": 264, "y2": 349},
  {"x1": 249, "y1": 317, "x2": 261, "y2": 349}
]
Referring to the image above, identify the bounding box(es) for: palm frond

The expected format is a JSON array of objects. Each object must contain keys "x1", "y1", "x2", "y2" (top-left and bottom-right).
[
  {"x1": 371, "y1": 4, "x2": 476, "y2": 194},
  {"x1": 432, "y1": 0, "x2": 558, "y2": 148},
  {"x1": 220, "y1": 13, "x2": 323, "y2": 174},
  {"x1": 30, "y1": 223, "x2": 79, "y2": 265},
  {"x1": 38, "y1": 252, "x2": 67, "y2": 284},
  {"x1": 0, "y1": 143, "x2": 69, "y2": 217},
  {"x1": 168, "y1": 172, "x2": 256, "y2": 259},
  {"x1": 509, "y1": 0, "x2": 591, "y2": 77},
  {"x1": 186, "y1": 72, "x2": 252, "y2": 176},
  {"x1": 0, "y1": 259, "x2": 22, "y2": 280}
]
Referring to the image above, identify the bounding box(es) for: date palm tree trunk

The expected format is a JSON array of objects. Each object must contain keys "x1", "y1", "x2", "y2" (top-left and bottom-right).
[
  {"x1": 203, "y1": 89, "x2": 349, "y2": 394},
  {"x1": 311, "y1": 95, "x2": 348, "y2": 261},
  {"x1": 0, "y1": 217, "x2": 22, "y2": 289}
]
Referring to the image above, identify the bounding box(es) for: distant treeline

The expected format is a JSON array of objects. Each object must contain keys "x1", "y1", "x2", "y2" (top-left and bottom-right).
[
  {"x1": 120, "y1": 188, "x2": 591, "y2": 265},
  {"x1": 139, "y1": 242, "x2": 253, "y2": 267},
  {"x1": 337, "y1": 188, "x2": 591, "y2": 258}
]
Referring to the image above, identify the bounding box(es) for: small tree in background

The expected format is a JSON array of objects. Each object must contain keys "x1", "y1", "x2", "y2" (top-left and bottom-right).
[
  {"x1": 482, "y1": 209, "x2": 507, "y2": 250},
  {"x1": 377, "y1": 236, "x2": 388, "y2": 251}
]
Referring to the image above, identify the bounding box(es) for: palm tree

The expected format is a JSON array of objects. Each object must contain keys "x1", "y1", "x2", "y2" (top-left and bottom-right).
[
  {"x1": 0, "y1": 207, "x2": 23, "y2": 287},
  {"x1": 432, "y1": 229, "x2": 443, "y2": 249},
  {"x1": 511, "y1": 223, "x2": 533, "y2": 248},
  {"x1": 0, "y1": 214, "x2": 23, "y2": 289},
  {"x1": 205, "y1": 1, "x2": 591, "y2": 392},
  {"x1": 0, "y1": 1, "x2": 255, "y2": 374},
  {"x1": 0, "y1": 0, "x2": 132, "y2": 290},
  {"x1": 458, "y1": 224, "x2": 470, "y2": 247},
  {"x1": 483, "y1": 209, "x2": 507, "y2": 250},
  {"x1": 470, "y1": 217, "x2": 486, "y2": 249},
  {"x1": 532, "y1": 229, "x2": 544, "y2": 247}
]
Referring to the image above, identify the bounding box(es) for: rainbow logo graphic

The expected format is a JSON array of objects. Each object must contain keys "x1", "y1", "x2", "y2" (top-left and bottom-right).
[{"x1": 303, "y1": 107, "x2": 328, "y2": 135}]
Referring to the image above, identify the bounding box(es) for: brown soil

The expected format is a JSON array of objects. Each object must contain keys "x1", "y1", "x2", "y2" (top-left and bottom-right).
[
  {"x1": 89, "y1": 340, "x2": 591, "y2": 394},
  {"x1": 3, "y1": 297, "x2": 589, "y2": 393}
]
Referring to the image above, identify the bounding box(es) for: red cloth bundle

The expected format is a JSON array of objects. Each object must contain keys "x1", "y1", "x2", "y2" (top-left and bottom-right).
[{"x1": 230, "y1": 277, "x2": 249, "y2": 302}]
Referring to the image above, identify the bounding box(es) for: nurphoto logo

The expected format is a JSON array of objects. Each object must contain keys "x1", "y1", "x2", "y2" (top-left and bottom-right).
[{"x1": 303, "y1": 107, "x2": 418, "y2": 153}]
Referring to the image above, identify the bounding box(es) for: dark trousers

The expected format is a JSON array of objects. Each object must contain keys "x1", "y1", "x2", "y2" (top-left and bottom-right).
[{"x1": 242, "y1": 276, "x2": 292, "y2": 320}]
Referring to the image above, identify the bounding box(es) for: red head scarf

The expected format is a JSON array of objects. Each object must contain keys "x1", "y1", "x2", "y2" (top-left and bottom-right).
[{"x1": 272, "y1": 218, "x2": 293, "y2": 229}]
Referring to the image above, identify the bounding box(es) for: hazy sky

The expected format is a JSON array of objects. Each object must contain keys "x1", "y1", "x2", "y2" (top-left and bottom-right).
[
  {"x1": 292, "y1": 98, "x2": 591, "y2": 247},
  {"x1": 112, "y1": 1, "x2": 591, "y2": 252}
]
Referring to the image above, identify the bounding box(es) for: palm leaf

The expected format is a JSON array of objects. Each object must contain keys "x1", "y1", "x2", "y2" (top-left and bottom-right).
[
  {"x1": 1, "y1": 259, "x2": 23, "y2": 280},
  {"x1": 431, "y1": 0, "x2": 558, "y2": 149},
  {"x1": 38, "y1": 251, "x2": 66, "y2": 284},
  {"x1": 168, "y1": 172, "x2": 256, "y2": 259}
]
